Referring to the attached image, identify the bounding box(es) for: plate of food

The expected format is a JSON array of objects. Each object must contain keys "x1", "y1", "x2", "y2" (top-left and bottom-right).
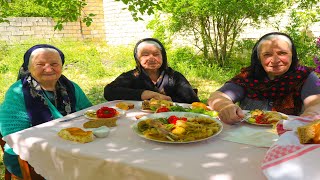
[
  {"x1": 84, "y1": 106, "x2": 125, "y2": 120},
  {"x1": 141, "y1": 100, "x2": 219, "y2": 118},
  {"x1": 83, "y1": 106, "x2": 126, "y2": 128},
  {"x1": 132, "y1": 112, "x2": 223, "y2": 143},
  {"x1": 245, "y1": 109, "x2": 288, "y2": 126},
  {"x1": 141, "y1": 98, "x2": 174, "y2": 112}
]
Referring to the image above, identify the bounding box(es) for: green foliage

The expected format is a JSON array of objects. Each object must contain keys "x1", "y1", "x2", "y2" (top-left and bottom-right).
[
  {"x1": 115, "y1": 0, "x2": 162, "y2": 21},
  {"x1": 0, "y1": 0, "x2": 9, "y2": 23},
  {"x1": 232, "y1": 39, "x2": 256, "y2": 64},
  {"x1": 0, "y1": 0, "x2": 94, "y2": 30},
  {"x1": 147, "y1": 13, "x2": 173, "y2": 47},
  {"x1": 34, "y1": 0, "x2": 91, "y2": 30},
  {"x1": 154, "y1": 0, "x2": 292, "y2": 66},
  {"x1": 0, "y1": 52, "x2": 10, "y2": 74},
  {"x1": 284, "y1": 9, "x2": 319, "y2": 66},
  {"x1": 7, "y1": 0, "x2": 50, "y2": 17},
  {"x1": 167, "y1": 46, "x2": 238, "y2": 84},
  {"x1": 118, "y1": 0, "x2": 320, "y2": 69},
  {"x1": 298, "y1": 0, "x2": 320, "y2": 9}
]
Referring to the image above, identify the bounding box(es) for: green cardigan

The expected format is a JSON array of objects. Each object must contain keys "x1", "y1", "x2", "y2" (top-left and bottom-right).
[{"x1": 0, "y1": 80, "x2": 92, "y2": 155}]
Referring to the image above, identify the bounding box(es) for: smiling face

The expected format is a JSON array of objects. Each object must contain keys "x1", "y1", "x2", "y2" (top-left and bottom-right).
[
  {"x1": 137, "y1": 43, "x2": 163, "y2": 72},
  {"x1": 28, "y1": 49, "x2": 63, "y2": 90},
  {"x1": 258, "y1": 38, "x2": 292, "y2": 80}
]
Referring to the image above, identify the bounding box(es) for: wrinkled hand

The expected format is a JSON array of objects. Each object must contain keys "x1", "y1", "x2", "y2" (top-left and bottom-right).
[
  {"x1": 218, "y1": 104, "x2": 245, "y2": 124},
  {"x1": 141, "y1": 90, "x2": 172, "y2": 101}
]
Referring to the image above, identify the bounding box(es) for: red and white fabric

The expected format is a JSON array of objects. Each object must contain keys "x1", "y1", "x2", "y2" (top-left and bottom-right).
[{"x1": 262, "y1": 116, "x2": 320, "y2": 180}]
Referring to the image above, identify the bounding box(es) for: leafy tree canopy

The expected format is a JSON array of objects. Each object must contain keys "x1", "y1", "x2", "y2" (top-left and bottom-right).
[
  {"x1": 115, "y1": 0, "x2": 319, "y2": 20},
  {"x1": 115, "y1": 0, "x2": 161, "y2": 21},
  {"x1": 0, "y1": 0, "x2": 161, "y2": 29},
  {"x1": 0, "y1": 0, "x2": 95, "y2": 30},
  {"x1": 117, "y1": 0, "x2": 319, "y2": 66}
]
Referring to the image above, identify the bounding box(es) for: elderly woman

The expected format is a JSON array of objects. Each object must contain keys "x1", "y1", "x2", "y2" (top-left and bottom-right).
[
  {"x1": 104, "y1": 38, "x2": 199, "y2": 103},
  {"x1": 208, "y1": 32, "x2": 320, "y2": 124},
  {"x1": 0, "y1": 44, "x2": 92, "y2": 177}
]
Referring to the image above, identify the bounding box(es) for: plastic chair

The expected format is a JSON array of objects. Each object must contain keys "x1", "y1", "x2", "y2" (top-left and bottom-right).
[{"x1": 0, "y1": 135, "x2": 44, "y2": 180}]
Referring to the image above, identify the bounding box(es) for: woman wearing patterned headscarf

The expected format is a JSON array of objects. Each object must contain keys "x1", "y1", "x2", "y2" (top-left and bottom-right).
[
  {"x1": 208, "y1": 32, "x2": 320, "y2": 124},
  {"x1": 0, "y1": 44, "x2": 92, "y2": 178},
  {"x1": 104, "y1": 38, "x2": 199, "y2": 103}
]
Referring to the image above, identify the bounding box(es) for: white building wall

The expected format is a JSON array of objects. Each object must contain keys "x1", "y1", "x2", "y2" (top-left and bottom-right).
[{"x1": 103, "y1": 0, "x2": 154, "y2": 45}]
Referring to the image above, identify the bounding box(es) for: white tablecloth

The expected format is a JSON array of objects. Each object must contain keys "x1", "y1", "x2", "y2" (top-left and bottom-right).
[{"x1": 3, "y1": 101, "x2": 269, "y2": 180}]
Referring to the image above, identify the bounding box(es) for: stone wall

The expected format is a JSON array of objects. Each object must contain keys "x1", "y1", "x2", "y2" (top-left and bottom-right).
[
  {"x1": 82, "y1": 0, "x2": 106, "y2": 41},
  {"x1": 0, "y1": 0, "x2": 105, "y2": 42}
]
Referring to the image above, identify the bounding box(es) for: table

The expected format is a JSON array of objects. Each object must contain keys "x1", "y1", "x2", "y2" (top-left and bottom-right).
[{"x1": 3, "y1": 100, "x2": 269, "y2": 180}]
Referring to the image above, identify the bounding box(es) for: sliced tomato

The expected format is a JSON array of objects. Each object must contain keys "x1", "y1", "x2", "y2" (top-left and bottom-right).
[
  {"x1": 168, "y1": 116, "x2": 187, "y2": 125},
  {"x1": 255, "y1": 114, "x2": 268, "y2": 124},
  {"x1": 156, "y1": 107, "x2": 170, "y2": 113},
  {"x1": 96, "y1": 106, "x2": 117, "y2": 118},
  {"x1": 168, "y1": 115, "x2": 179, "y2": 124},
  {"x1": 180, "y1": 117, "x2": 187, "y2": 122}
]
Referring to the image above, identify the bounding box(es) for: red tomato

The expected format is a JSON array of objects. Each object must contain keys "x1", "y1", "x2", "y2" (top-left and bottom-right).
[
  {"x1": 96, "y1": 106, "x2": 117, "y2": 118},
  {"x1": 255, "y1": 114, "x2": 267, "y2": 124},
  {"x1": 156, "y1": 107, "x2": 170, "y2": 113},
  {"x1": 168, "y1": 115, "x2": 178, "y2": 124},
  {"x1": 180, "y1": 117, "x2": 187, "y2": 122},
  {"x1": 168, "y1": 116, "x2": 187, "y2": 125}
]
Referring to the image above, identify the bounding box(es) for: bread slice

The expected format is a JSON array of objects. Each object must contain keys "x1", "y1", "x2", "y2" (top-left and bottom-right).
[
  {"x1": 83, "y1": 117, "x2": 117, "y2": 128},
  {"x1": 116, "y1": 102, "x2": 134, "y2": 110},
  {"x1": 58, "y1": 127, "x2": 94, "y2": 143},
  {"x1": 297, "y1": 119, "x2": 320, "y2": 144}
]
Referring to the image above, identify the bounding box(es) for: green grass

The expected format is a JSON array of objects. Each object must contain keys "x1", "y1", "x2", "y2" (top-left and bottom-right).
[{"x1": 0, "y1": 38, "x2": 247, "y2": 178}]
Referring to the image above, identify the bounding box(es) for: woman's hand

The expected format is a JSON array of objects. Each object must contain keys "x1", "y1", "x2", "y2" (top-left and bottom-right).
[
  {"x1": 141, "y1": 90, "x2": 172, "y2": 101},
  {"x1": 301, "y1": 94, "x2": 320, "y2": 117},
  {"x1": 208, "y1": 91, "x2": 244, "y2": 124},
  {"x1": 218, "y1": 104, "x2": 245, "y2": 124}
]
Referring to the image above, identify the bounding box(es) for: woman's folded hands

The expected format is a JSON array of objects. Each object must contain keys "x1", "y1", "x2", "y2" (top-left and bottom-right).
[{"x1": 141, "y1": 90, "x2": 172, "y2": 101}]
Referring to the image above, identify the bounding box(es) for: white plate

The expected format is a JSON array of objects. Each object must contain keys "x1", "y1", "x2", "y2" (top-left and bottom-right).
[
  {"x1": 244, "y1": 110, "x2": 288, "y2": 126},
  {"x1": 132, "y1": 112, "x2": 223, "y2": 143},
  {"x1": 84, "y1": 108, "x2": 125, "y2": 120}
]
